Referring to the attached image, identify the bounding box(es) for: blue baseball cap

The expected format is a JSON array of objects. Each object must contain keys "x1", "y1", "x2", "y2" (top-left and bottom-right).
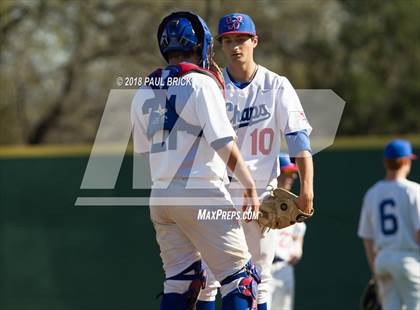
[
  {"x1": 217, "y1": 13, "x2": 256, "y2": 40},
  {"x1": 279, "y1": 153, "x2": 298, "y2": 172},
  {"x1": 384, "y1": 139, "x2": 417, "y2": 160}
]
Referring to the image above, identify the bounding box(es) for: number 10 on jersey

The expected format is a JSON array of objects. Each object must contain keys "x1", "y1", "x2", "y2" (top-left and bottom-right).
[{"x1": 250, "y1": 128, "x2": 275, "y2": 155}]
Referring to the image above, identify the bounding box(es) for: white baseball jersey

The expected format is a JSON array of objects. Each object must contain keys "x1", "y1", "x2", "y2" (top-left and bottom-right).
[
  {"x1": 358, "y1": 179, "x2": 420, "y2": 252},
  {"x1": 223, "y1": 65, "x2": 312, "y2": 186},
  {"x1": 274, "y1": 223, "x2": 307, "y2": 262},
  {"x1": 131, "y1": 71, "x2": 236, "y2": 189}
]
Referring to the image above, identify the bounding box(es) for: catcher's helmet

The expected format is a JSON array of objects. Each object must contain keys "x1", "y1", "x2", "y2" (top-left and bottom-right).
[{"x1": 157, "y1": 11, "x2": 213, "y2": 69}]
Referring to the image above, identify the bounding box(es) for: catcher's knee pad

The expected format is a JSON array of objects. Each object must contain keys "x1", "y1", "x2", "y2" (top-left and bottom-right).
[
  {"x1": 220, "y1": 260, "x2": 261, "y2": 310},
  {"x1": 162, "y1": 260, "x2": 207, "y2": 310}
]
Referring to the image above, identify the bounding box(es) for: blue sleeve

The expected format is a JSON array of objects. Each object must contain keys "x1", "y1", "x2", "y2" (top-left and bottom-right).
[{"x1": 285, "y1": 130, "x2": 312, "y2": 158}]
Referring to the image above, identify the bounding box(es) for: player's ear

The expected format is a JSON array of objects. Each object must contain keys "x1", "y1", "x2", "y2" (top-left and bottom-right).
[{"x1": 251, "y1": 35, "x2": 258, "y2": 48}]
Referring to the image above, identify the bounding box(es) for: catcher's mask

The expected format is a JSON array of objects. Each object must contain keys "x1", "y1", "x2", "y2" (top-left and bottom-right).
[{"x1": 157, "y1": 11, "x2": 214, "y2": 69}]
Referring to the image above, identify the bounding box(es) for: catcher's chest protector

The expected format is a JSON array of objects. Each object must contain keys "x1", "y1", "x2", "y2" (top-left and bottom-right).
[
  {"x1": 148, "y1": 63, "x2": 225, "y2": 92},
  {"x1": 145, "y1": 63, "x2": 225, "y2": 137}
]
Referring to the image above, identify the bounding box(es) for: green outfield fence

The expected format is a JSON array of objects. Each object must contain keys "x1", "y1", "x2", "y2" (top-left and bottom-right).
[{"x1": 1, "y1": 137, "x2": 419, "y2": 310}]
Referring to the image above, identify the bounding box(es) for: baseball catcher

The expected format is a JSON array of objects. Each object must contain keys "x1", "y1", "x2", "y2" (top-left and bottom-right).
[{"x1": 132, "y1": 10, "x2": 262, "y2": 310}]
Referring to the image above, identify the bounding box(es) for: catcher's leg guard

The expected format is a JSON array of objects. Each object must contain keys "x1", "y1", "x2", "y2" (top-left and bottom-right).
[
  {"x1": 220, "y1": 260, "x2": 261, "y2": 310},
  {"x1": 161, "y1": 260, "x2": 207, "y2": 310},
  {"x1": 196, "y1": 300, "x2": 216, "y2": 310},
  {"x1": 161, "y1": 293, "x2": 189, "y2": 310},
  {"x1": 257, "y1": 303, "x2": 267, "y2": 310},
  {"x1": 196, "y1": 264, "x2": 217, "y2": 309}
]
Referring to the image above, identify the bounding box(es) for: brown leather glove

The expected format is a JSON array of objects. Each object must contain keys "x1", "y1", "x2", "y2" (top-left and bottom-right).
[{"x1": 257, "y1": 188, "x2": 314, "y2": 229}]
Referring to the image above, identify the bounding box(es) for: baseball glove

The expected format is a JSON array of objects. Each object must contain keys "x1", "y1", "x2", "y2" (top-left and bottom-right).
[
  {"x1": 257, "y1": 188, "x2": 314, "y2": 229},
  {"x1": 360, "y1": 278, "x2": 382, "y2": 310}
]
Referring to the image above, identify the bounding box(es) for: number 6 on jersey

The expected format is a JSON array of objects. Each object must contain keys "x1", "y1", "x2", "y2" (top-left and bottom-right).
[{"x1": 379, "y1": 199, "x2": 398, "y2": 235}]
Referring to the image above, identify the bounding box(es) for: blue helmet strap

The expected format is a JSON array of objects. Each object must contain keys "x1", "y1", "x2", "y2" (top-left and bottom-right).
[{"x1": 193, "y1": 14, "x2": 213, "y2": 69}]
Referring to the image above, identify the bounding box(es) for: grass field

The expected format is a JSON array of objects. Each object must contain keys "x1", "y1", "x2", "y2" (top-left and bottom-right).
[{"x1": 1, "y1": 138, "x2": 419, "y2": 309}]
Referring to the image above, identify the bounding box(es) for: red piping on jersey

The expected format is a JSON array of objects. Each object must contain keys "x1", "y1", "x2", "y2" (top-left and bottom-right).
[
  {"x1": 177, "y1": 63, "x2": 225, "y2": 96},
  {"x1": 148, "y1": 63, "x2": 225, "y2": 97}
]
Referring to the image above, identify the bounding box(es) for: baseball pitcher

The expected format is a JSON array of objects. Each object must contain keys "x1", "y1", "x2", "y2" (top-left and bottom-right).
[{"x1": 197, "y1": 13, "x2": 314, "y2": 310}]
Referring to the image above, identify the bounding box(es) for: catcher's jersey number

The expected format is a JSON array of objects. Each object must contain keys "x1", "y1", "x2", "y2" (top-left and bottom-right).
[
  {"x1": 142, "y1": 93, "x2": 175, "y2": 153},
  {"x1": 379, "y1": 199, "x2": 398, "y2": 235},
  {"x1": 144, "y1": 94, "x2": 196, "y2": 154}
]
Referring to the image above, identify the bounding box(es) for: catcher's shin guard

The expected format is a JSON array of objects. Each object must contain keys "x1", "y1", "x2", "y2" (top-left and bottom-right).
[
  {"x1": 221, "y1": 260, "x2": 261, "y2": 310},
  {"x1": 257, "y1": 303, "x2": 267, "y2": 310},
  {"x1": 161, "y1": 293, "x2": 189, "y2": 310},
  {"x1": 161, "y1": 260, "x2": 207, "y2": 310},
  {"x1": 196, "y1": 300, "x2": 216, "y2": 310}
]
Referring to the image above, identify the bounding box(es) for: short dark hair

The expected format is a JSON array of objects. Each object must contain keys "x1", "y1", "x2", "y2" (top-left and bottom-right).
[{"x1": 384, "y1": 157, "x2": 410, "y2": 170}]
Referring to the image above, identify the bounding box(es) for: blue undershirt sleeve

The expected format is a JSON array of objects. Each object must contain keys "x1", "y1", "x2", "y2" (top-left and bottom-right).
[{"x1": 285, "y1": 129, "x2": 312, "y2": 158}]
